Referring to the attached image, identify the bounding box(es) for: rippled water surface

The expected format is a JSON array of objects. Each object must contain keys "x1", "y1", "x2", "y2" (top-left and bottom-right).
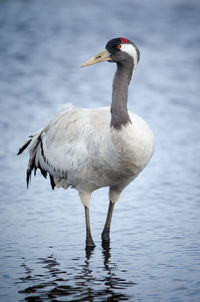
[{"x1": 0, "y1": 0, "x2": 200, "y2": 301}]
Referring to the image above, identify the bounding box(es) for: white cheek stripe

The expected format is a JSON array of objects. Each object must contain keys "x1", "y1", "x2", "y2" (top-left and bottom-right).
[{"x1": 121, "y1": 44, "x2": 138, "y2": 65}]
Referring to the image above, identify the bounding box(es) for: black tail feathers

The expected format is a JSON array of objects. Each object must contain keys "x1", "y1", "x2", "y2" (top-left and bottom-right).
[
  {"x1": 19, "y1": 133, "x2": 56, "y2": 190},
  {"x1": 17, "y1": 137, "x2": 33, "y2": 155}
]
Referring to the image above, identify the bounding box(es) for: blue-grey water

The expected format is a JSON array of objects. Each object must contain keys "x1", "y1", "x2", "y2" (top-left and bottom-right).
[{"x1": 0, "y1": 0, "x2": 200, "y2": 301}]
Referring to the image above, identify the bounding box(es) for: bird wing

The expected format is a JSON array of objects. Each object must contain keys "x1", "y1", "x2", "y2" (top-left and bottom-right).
[
  {"x1": 18, "y1": 104, "x2": 111, "y2": 190},
  {"x1": 18, "y1": 103, "x2": 76, "y2": 188}
]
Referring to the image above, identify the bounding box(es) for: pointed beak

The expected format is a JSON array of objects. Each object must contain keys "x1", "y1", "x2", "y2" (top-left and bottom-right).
[{"x1": 80, "y1": 49, "x2": 110, "y2": 67}]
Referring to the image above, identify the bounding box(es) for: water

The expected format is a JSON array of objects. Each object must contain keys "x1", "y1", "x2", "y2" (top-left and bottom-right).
[{"x1": 0, "y1": 0, "x2": 200, "y2": 301}]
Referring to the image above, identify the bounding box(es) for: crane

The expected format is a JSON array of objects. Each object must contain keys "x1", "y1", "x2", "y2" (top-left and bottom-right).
[{"x1": 18, "y1": 37, "x2": 155, "y2": 247}]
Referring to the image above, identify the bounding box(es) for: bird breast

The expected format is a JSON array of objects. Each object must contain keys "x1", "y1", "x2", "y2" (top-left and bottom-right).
[{"x1": 110, "y1": 112, "x2": 155, "y2": 176}]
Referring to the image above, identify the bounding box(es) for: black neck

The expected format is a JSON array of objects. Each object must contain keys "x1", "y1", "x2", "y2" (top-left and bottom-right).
[{"x1": 110, "y1": 60, "x2": 134, "y2": 129}]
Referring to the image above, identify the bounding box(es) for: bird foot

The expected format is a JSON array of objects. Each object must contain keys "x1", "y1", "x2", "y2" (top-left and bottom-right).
[
  {"x1": 101, "y1": 229, "x2": 110, "y2": 243},
  {"x1": 86, "y1": 236, "x2": 96, "y2": 247}
]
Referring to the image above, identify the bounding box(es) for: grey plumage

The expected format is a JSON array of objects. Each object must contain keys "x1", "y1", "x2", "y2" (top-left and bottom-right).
[
  {"x1": 110, "y1": 57, "x2": 134, "y2": 129},
  {"x1": 18, "y1": 38, "x2": 154, "y2": 247}
]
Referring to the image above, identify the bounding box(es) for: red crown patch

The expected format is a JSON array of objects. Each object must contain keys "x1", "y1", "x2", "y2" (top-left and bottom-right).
[{"x1": 120, "y1": 38, "x2": 129, "y2": 44}]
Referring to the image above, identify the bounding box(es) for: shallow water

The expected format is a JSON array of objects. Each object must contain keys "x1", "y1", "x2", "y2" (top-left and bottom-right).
[{"x1": 0, "y1": 0, "x2": 200, "y2": 301}]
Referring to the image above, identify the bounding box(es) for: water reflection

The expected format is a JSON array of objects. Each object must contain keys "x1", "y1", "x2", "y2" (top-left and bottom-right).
[{"x1": 18, "y1": 246, "x2": 135, "y2": 301}]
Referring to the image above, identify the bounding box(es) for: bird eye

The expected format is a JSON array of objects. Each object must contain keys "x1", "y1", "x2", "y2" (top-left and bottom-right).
[{"x1": 116, "y1": 44, "x2": 121, "y2": 49}]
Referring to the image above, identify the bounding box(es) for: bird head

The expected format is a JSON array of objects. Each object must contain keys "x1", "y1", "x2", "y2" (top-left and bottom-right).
[{"x1": 81, "y1": 37, "x2": 140, "y2": 68}]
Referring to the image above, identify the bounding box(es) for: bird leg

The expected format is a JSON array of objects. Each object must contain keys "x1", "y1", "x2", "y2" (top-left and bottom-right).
[
  {"x1": 101, "y1": 200, "x2": 115, "y2": 242},
  {"x1": 84, "y1": 206, "x2": 95, "y2": 247}
]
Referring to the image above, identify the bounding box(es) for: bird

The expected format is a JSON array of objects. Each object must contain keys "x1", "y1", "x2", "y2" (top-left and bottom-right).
[{"x1": 18, "y1": 37, "x2": 155, "y2": 247}]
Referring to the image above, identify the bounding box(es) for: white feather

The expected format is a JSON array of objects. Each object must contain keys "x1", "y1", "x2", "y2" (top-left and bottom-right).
[{"x1": 121, "y1": 44, "x2": 139, "y2": 65}]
